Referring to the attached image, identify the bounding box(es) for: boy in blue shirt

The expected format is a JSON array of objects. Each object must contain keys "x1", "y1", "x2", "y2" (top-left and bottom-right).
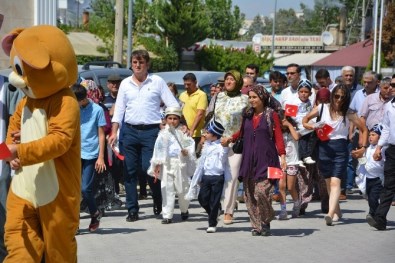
[{"x1": 72, "y1": 84, "x2": 107, "y2": 232}]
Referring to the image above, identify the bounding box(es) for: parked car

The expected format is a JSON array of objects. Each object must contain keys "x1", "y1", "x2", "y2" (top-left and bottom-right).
[
  {"x1": 78, "y1": 61, "x2": 132, "y2": 93},
  {"x1": 153, "y1": 71, "x2": 225, "y2": 95}
]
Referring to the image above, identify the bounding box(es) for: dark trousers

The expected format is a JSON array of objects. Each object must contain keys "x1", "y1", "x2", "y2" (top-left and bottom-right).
[
  {"x1": 122, "y1": 125, "x2": 161, "y2": 213},
  {"x1": 366, "y1": 177, "x2": 383, "y2": 216},
  {"x1": 345, "y1": 133, "x2": 359, "y2": 190},
  {"x1": 198, "y1": 175, "x2": 224, "y2": 227},
  {"x1": 110, "y1": 155, "x2": 123, "y2": 194},
  {"x1": 374, "y1": 145, "x2": 395, "y2": 227},
  {"x1": 81, "y1": 158, "x2": 98, "y2": 215},
  {"x1": 299, "y1": 132, "x2": 316, "y2": 160},
  {"x1": 0, "y1": 164, "x2": 11, "y2": 261}
]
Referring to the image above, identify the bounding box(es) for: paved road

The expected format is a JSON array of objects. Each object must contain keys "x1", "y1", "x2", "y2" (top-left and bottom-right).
[{"x1": 77, "y1": 193, "x2": 395, "y2": 263}]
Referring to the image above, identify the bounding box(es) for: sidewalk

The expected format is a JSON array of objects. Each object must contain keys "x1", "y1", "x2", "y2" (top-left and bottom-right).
[{"x1": 77, "y1": 193, "x2": 395, "y2": 263}]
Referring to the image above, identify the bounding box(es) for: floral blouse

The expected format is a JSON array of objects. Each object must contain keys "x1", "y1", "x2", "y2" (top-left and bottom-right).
[{"x1": 214, "y1": 92, "x2": 249, "y2": 137}]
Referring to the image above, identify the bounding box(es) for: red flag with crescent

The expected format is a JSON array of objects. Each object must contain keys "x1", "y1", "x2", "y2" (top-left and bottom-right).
[
  {"x1": 285, "y1": 104, "x2": 298, "y2": 117},
  {"x1": 268, "y1": 167, "x2": 284, "y2": 179},
  {"x1": 315, "y1": 124, "x2": 333, "y2": 141}
]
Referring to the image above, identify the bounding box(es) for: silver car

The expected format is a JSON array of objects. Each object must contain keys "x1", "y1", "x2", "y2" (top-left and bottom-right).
[{"x1": 153, "y1": 71, "x2": 225, "y2": 95}]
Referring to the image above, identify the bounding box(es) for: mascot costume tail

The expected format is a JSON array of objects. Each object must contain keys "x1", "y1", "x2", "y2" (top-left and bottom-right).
[{"x1": 1, "y1": 25, "x2": 81, "y2": 262}]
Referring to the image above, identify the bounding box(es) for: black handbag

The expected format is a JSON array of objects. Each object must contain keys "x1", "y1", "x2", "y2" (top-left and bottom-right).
[{"x1": 232, "y1": 117, "x2": 245, "y2": 154}]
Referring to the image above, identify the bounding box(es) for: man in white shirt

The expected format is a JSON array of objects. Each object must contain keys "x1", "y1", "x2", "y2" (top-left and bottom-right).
[
  {"x1": 367, "y1": 84, "x2": 395, "y2": 230},
  {"x1": 280, "y1": 63, "x2": 315, "y2": 108},
  {"x1": 108, "y1": 50, "x2": 179, "y2": 222}
]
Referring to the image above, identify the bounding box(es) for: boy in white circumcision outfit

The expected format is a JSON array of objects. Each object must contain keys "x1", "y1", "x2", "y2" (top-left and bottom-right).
[{"x1": 149, "y1": 107, "x2": 196, "y2": 224}]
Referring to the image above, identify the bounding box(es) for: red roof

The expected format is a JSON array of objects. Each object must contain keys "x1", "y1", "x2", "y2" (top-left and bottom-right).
[{"x1": 313, "y1": 39, "x2": 373, "y2": 67}]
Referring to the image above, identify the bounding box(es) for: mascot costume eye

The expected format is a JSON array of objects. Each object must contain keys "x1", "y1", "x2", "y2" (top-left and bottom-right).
[{"x1": 1, "y1": 25, "x2": 81, "y2": 263}]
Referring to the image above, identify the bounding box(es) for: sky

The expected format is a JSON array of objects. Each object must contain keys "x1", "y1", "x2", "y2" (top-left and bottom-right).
[{"x1": 232, "y1": 0, "x2": 315, "y2": 19}]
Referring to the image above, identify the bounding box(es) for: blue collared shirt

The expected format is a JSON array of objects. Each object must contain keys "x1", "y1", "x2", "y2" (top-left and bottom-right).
[
  {"x1": 349, "y1": 86, "x2": 379, "y2": 113},
  {"x1": 112, "y1": 74, "x2": 179, "y2": 125}
]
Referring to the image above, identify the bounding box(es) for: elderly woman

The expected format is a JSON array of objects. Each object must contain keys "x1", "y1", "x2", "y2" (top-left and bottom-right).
[
  {"x1": 208, "y1": 70, "x2": 249, "y2": 225},
  {"x1": 302, "y1": 84, "x2": 367, "y2": 226},
  {"x1": 236, "y1": 84, "x2": 286, "y2": 236}
]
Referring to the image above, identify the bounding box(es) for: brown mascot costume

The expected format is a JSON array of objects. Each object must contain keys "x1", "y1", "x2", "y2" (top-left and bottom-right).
[{"x1": 1, "y1": 25, "x2": 81, "y2": 262}]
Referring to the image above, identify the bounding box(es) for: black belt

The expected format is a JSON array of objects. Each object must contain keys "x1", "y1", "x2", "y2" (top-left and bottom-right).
[{"x1": 126, "y1": 123, "x2": 159, "y2": 130}]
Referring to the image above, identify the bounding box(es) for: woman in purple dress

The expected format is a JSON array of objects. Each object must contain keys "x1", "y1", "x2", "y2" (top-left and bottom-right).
[{"x1": 236, "y1": 85, "x2": 286, "y2": 236}]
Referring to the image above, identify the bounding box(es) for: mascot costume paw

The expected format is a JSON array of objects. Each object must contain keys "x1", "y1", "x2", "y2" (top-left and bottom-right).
[{"x1": 1, "y1": 25, "x2": 81, "y2": 262}]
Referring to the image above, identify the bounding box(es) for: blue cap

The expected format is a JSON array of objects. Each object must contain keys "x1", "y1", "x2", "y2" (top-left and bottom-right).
[
  {"x1": 370, "y1": 124, "x2": 383, "y2": 135},
  {"x1": 298, "y1": 79, "x2": 312, "y2": 91},
  {"x1": 206, "y1": 119, "x2": 225, "y2": 138}
]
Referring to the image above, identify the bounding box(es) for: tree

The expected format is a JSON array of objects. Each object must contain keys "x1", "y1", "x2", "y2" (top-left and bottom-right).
[
  {"x1": 156, "y1": 0, "x2": 210, "y2": 62},
  {"x1": 88, "y1": 0, "x2": 118, "y2": 54},
  {"x1": 195, "y1": 45, "x2": 273, "y2": 73},
  {"x1": 247, "y1": 15, "x2": 264, "y2": 39},
  {"x1": 381, "y1": 1, "x2": 395, "y2": 65},
  {"x1": 205, "y1": 0, "x2": 244, "y2": 40},
  {"x1": 133, "y1": 0, "x2": 156, "y2": 35}
]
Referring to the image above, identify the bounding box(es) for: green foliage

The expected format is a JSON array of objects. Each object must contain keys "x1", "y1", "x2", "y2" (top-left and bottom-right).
[
  {"x1": 137, "y1": 37, "x2": 179, "y2": 72},
  {"x1": 133, "y1": 0, "x2": 157, "y2": 35},
  {"x1": 88, "y1": 0, "x2": 118, "y2": 55},
  {"x1": 247, "y1": 15, "x2": 265, "y2": 39},
  {"x1": 195, "y1": 45, "x2": 273, "y2": 73},
  {"x1": 205, "y1": 0, "x2": 244, "y2": 40},
  {"x1": 156, "y1": 0, "x2": 210, "y2": 60},
  {"x1": 76, "y1": 55, "x2": 112, "y2": 65}
]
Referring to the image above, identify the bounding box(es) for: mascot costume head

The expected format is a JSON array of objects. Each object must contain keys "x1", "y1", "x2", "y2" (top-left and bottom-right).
[{"x1": 1, "y1": 25, "x2": 81, "y2": 262}]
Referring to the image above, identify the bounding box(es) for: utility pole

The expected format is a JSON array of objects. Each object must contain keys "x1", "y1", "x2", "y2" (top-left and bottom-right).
[
  {"x1": 361, "y1": 0, "x2": 366, "y2": 41},
  {"x1": 127, "y1": 0, "x2": 133, "y2": 69},
  {"x1": 372, "y1": 0, "x2": 379, "y2": 72},
  {"x1": 271, "y1": 0, "x2": 277, "y2": 59},
  {"x1": 114, "y1": 0, "x2": 124, "y2": 64},
  {"x1": 377, "y1": 0, "x2": 385, "y2": 73}
]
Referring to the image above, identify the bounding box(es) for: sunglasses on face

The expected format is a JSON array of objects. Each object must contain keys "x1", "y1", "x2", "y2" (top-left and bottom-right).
[
  {"x1": 286, "y1": 72, "x2": 297, "y2": 75},
  {"x1": 334, "y1": 94, "x2": 345, "y2": 100},
  {"x1": 390, "y1": 83, "x2": 395, "y2": 88}
]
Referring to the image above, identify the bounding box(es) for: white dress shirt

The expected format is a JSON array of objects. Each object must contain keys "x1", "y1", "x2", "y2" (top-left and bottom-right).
[
  {"x1": 112, "y1": 74, "x2": 179, "y2": 125},
  {"x1": 378, "y1": 98, "x2": 395, "y2": 147}
]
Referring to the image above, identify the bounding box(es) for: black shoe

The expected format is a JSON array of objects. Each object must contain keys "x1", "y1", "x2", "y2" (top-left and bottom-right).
[
  {"x1": 299, "y1": 208, "x2": 306, "y2": 216},
  {"x1": 366, "y1": 214, "x2": 386, "y2": 230},
  {"x1": 181, "y1": 211, "x2": 189, "y2": 221},
  {"x1": 138, "y1": 194, "x2": 148, "y2": 200},
  {"x1": 161, "y1": 218, "x2": 172, "y2": 224},
  {"x1": 126, "y1": 212, "x2": 139, "y2": 222},
  {"x1": 261, "y1": 223, "x2": 271, "y2": 236},
  {"x1": 89, "y1": 210, "x2": 102, "y2": 232},
  {"x1": 251, "y1": 229, "x2": 261, "y2": 236},
  {"x1": 153, "y1": 203, "x2": 162, "y2": 215}
]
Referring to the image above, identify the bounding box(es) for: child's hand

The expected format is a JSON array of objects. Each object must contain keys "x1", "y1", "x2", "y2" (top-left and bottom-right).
[
  {"x1": 181, "y1": 149, "x2": 188, "y2": 156},
  {"x1": 154, "y1": 164, "x2": 161, "y2": 177},
  {"x1": 373, "y1": 147, "x2": 382, "y2": 161},
  {"x1": 95, "y1": 158, "x2": 106, "y2": 173},
  {"x1": 282, "y1": 119, "x2": 291, "y2": 127},
  {"x1": 351, "y1": 147, "x2": 365, "y2": 159},
  {"x1": 10, "y1": 158, "x2": 21, "y2": 170}
]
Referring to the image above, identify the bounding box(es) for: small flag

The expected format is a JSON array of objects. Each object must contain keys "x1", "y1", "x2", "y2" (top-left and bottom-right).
[
  {"x1": 285, "y1": 104, "x2": 298, "y2": 117},
  {"x1": 268, "y1": 167, "x2": 284, "y2": 179},
  {"x1": 316, "y1": 124, "x2": 333, "y2": 141},
  {"x1": 0, "y1": 142, "x2": 12, "y2": 160}
]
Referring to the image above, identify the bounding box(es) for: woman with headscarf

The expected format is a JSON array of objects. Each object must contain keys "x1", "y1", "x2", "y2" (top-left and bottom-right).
[
  {"x1": 235, "y1": 84, "x2": 286, "y2": 236},
  {"x1": 208, "y1": 70, "x2": 249, "y2": 225}
]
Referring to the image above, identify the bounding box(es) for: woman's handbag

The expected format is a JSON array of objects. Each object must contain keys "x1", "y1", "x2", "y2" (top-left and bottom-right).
[{"x1": 232, "y1": 118, "x2": 245, "y2": 154}]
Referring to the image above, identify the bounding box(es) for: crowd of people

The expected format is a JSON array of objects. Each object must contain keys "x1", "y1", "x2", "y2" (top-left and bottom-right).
[
  {"x1": 2, "y1": 49, "x2": 395, "y2": 252},
  {"x1": 80, "y1": 51, "x2": 395, "y2": 235}
]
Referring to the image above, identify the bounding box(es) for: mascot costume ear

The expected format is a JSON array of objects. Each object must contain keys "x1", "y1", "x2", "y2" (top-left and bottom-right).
[{"x1": 1, "y1": 25, "x2": 81, "y2": 263}]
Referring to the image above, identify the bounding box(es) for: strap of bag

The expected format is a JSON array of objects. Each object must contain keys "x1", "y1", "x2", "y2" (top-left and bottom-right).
[
  {"x1": 238, "y1": 117, "x2": 245, "y2": 138},
  {"x1": 317, "y1": 103, "x2": 324, "y2": 122}
]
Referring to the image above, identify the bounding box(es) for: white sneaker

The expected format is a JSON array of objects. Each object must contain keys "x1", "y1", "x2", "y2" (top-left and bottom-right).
[
  {"x1": 298, "y1": 161, "x2": 305, "y2": 167},
  {"x1": 206, "y1": 227, "x2": 217, "y2": 233},
  {"x1": 304, "y1": 157, "x2": 316, "y2": 164},
  {"x1": 277, "y1": 210, "x2": 288, "y2": 220}
]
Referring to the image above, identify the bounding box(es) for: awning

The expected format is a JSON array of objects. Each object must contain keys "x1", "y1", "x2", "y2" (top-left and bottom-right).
[
  {"x1": 274, "y1": 53, "x2": 332, "y2": 67},
  {"x1": 67, "y1": 32, "x2": 107, "y2": 57}
]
